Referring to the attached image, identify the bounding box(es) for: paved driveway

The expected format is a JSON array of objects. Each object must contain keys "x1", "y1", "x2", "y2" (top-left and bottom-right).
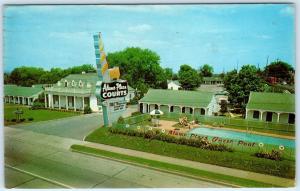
[
  {"x1": 8, "y1": 104, "x2": 138, "y2": 140},
  {"x1": 5, "y1": 127, "x2": 226, "y2": 188}
]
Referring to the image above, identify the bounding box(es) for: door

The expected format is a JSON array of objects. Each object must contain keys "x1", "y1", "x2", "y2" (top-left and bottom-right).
[{"x1": 266, "y1": 112, "x2": 273, "y2": 122}]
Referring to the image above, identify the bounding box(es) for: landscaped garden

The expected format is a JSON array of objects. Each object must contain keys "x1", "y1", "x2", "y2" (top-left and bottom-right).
[
  {"x1": 4, "y1": 103, "x2": 80, "y2": 125},
  {"x1": 83, "y1": 113, "x2": 295, "y2": 180}
]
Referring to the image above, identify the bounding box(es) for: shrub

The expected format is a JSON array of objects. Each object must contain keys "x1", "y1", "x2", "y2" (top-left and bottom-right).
[
  {"x1": 28, "y1": 117, "x2": 34, "y2": 121},
  {"x1": 84, "y1": 106, "x2": 92, "y2": 114},
  {"x1": 255, "y1": 150, "x2": 282, "y2": 161},
  {"x1": 131, "y1": 111, "x2": 142, "y2": 116},
  {"x1": 20, "y1": 118, "x2": 26, "y2": 122},
  {"x1": 109, "y1": 126, "x2": 233, "y2": 152},
  {"x1": 31, "y1": 102, "x2": 44, "y2": 110},
  {"x1": 117, "y1": 117, "x2": 125, "y2": 124},
  {"x1": 11, "y1": 119, "x2": 16, "y2": 122}
]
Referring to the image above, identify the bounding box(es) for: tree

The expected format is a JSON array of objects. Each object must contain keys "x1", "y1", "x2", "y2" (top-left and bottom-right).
[
  {"x1": 224, "y1": 65, "x2": 264, "y2": 112},
  {"x1": 178, "y1": 64, "x2": 201, "y2": 90},
  {"x1": 9, "y1": 66, "x2": 45, "y2": 86},
  {"x1": 107, "y1": 47, "x2": 167, "y2": 95},
  {"x1": 219, "y1": 100, "x2": 228, "y2": 114},
  {"x1": 199, "y1": 64, "x2": 214, "y2": 77},
  {"x1": 164, "y1": 68, "x2": 173, "y2": 80},
  {"x1": 172, "y1": 73, "x2": 178, "y2": 80},
  {"x1": 264, "y1": 60, "x2": 294, "y2": 83}
]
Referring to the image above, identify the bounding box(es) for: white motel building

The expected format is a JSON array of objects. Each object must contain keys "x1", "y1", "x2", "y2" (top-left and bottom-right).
[{"x1": 44, "y1": 73, "x2": 135, "y2": 112}]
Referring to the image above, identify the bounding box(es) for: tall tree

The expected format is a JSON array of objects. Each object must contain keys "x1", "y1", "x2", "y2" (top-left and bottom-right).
[
  {"x1": 199, "y1": 64, "x2": 214, "y2": 77},
  {"x1": 164, "y1": 68, "x2": 173, "y2": 80},
  {"x1": 224, "y1": 65, "x2": 264, "y2": 111},
  {"x1": 178, "y1": 64, "x2": 201, "y2": 90},
  {"x1": 9, "y1": 66, "x2": 45, "y2": 86},
  {"x1": 264, "y1": 60, "x2": 294, "y2": 84},
  {"x1": 107, "y1": 47, "x2": 167, "y2": 96}
]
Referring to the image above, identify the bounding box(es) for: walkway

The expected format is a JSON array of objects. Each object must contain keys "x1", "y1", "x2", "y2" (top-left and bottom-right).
[{"x1": 82, "y1": 141, "x2": 295, "y2": 187}]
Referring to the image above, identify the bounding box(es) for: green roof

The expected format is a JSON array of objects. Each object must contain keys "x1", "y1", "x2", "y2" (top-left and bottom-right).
[
  {"x1": 140, "y1": 89, "x2": 214, "y2": 108},
  {"x1": 247, "y1": 92, "x2": 295, "y2": 113},
  {"x1": 203, "y1": 76, "x2": 223, "y2": 82},
  {"x1": 4, "y1": 85, "x2": 43, "y2": 97},
  {"x1": 62, "y1": 73, "x2": 99, "y2": 83}
]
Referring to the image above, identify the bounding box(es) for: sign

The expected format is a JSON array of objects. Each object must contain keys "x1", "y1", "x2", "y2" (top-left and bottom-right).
[
  {"x1": 113, "y1": 102, "x2": 126, "y2": 111},
  {"x1": 100, "y1": 81, "x2": 128, "y2": 100}
]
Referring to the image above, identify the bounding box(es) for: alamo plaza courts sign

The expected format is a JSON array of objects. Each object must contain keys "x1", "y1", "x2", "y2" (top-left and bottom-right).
[{"x1": 100, "y1": 81, "x2": 128, "y2": 100}]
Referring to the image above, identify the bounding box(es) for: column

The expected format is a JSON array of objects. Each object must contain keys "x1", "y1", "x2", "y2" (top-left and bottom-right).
[
  {"x1": 58, "y1": 95, "x2": 61, "y2": 109},
  {"x1": 245, "y1": 109, "x2": 248, "y2": 119},
  {"x1": 277, "y1": 113, "x2": 280, "y2": 123},
  {"x1": 44, "y1": 94, "x2": 47, "y2": 108},
  {"x1": 23, "y1": 97, "x2": 25, "y2": 105},
  {"x1": 51, "y1": 95, "x2": 54, "y2": 108},
  {"x1": 74, "y1": 96, "x2": 76, "y2": 111},
  {"x1": 82, "y1": 97, "x2": 85, "y2": 110},
  {"x1": 169, "y1": 105, "x2": 171, "y2": 112},
  {"x1": 48, "y1": 94, "x2": 51, "y2": 108},
  {"x1": 259, "y1": 111, "x2": 263, "y2": 121},
  {"x1": 66, "y1": 96, "x2": 68, "y2": 110}
]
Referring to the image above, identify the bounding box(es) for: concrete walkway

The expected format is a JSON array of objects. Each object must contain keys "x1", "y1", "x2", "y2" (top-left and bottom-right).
[{"x1": 82, "y1": 141, "x2": 295, "y2": 187}]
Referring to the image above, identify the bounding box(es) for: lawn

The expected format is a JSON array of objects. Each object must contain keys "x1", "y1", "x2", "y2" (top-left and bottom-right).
[
  {"x1": 85, "y1": 127, "x2": 295, "y2": 179},
  {"x1": 4, "y1": 104, "x2": 80, "y2": 125},
  {"x1": 70, "y1": 144, "x2": 276, "y2": 187}
]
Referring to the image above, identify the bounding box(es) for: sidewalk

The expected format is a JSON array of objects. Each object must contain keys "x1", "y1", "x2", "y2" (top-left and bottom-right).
[{"x1": 82, "y1": 141, "x2": 295, "y2": 187}]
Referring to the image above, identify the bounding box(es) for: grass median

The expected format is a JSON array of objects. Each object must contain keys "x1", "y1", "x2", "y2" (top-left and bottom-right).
[
  {"x1": 85, "y1": 127, "x2": 295, "y2": 179},
  {"x1": 70, "y1": 144, "x2": 276, "y2": 188}
]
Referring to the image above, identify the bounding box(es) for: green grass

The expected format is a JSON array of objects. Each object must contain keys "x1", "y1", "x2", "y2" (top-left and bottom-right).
[
  {"x1": 70, "y1": 144, "x2": 277, "y2": 188},
  {"x1": 4, "y1": 104, "x2": 79, "y2": 125},
  {"x1": 85, "y1": 127, "x2": 295, "y2": 179}
]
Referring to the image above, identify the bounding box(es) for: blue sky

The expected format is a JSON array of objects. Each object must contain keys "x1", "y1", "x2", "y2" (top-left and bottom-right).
[{"x1": 3, "y1": 4, "x2": 295, "y2": 73}]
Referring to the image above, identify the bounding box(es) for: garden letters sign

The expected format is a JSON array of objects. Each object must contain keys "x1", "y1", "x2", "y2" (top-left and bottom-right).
[{"x1": 100, "y1": 81, "x2": 128, "y2": 100}]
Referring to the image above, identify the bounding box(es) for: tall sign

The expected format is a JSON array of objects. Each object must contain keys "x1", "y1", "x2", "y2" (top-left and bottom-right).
[{"x1": 93, "y1": 32, "x2": 127, "y2": 126}]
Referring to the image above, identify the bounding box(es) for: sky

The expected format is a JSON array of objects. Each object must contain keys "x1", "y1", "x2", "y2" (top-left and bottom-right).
[{"x1": 3, "y1": 4, "x2": 295, "y2": 73}]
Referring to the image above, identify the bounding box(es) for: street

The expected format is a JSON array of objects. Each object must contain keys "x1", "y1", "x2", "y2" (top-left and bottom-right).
[{"x1": 4, "y1": 106, "x2": 227, "y2": 188}]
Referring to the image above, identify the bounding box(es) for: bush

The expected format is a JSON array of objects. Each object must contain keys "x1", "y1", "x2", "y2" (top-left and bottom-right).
[
  {"x1": 31, "y1": 102, "x2": 44, "y2": 110},
  {"x1": 131, "y1": 111, "x2": 142, "y2": 116},
  {"x1": 108, "y1": 126, "x2": 233, "y2": 152},
  {"x1": 11, "y1": 119, "x2": 16, "y2": 122},
  {"x1": 28, "y1": 117, "x2": 34, "y2": 121},
  {"x1": 117, "y1": 117, "x2": 125, "y2": 124},
  {"x1": 20, "y1": 118, "x2": 26, "y2": 122},
  {"x1": 84, "y1": 106, "x2": 92, "y2": 114},
  {"x1": 255, "y1": 150, "x2": 282, "y2": 161}
]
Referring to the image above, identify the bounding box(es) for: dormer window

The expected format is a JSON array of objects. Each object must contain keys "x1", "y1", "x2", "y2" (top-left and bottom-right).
[
  {"x1": 64, "y1": 80, "x2": 68, "y2": 87},
  {"x1": 57, "y1": 81, "x2": 61, "y2": 86},
  {"x1": 72, "y1": 80, "x2": 76, "y2": 87},
  {"x1": 79, "y1": 80, "x2": 83, "y2": 88}
]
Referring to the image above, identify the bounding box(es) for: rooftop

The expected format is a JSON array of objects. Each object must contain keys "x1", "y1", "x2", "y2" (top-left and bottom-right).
[
  {"x1": 247, "y1": 92, "x2": 295, "y2": 113},
  {"x1": 4, "y1": 85, "x2": 43, "y2": 97},
  {"x1": 139, "y1": 89, "x2": 214, "y2": 108},
  {"x1": 203, "y1": 76, "x2": 223, "y2": 82}
]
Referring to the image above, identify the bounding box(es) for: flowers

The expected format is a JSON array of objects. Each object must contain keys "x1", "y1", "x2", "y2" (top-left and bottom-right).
[
  {"x1": 258, "y1": 142, "x2": 264, "y2": 148},
  {"x1": 137, "y1": 126, "x2": 141, "y2": 130},
  {"x1": 125, "y1": 124, "x2": 130, "y2": 128},
  {"x1": 161, "y1": 129, "x2": 165, "y2": 133},
  {"x1": 279, "y1": 145, "x2": 285, "y2": 151},
  {"x1": 149, "y1": 127, "x2": 153, "y2": 131}
]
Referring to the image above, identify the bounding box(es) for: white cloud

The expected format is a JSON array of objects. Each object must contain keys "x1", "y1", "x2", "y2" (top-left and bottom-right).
[
  {"x1": 128, "y1": 24, "x2": 152, "y2": 33},
  {"x1": 279, "y1": 6, "x2": 294, "y2": 16}
]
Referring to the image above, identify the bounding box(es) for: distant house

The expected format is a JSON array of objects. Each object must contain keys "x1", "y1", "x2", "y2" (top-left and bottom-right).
[
  {"x1": 246, "y1": 92, "x2": 295, "y2": 124},
  {"x1": 202, "y1": 76, "x2": 223, "y2": 85},
  {"x1": 44, "y1": 73, "x2": 135, "y2": 112},
  {"x1": 167, "y1": 80, "x2": 181, "y2": 90},
  {"x1": 139, "y1": 89, "x2": 219, "y2": 116},
  {"x1": 4, "y1": 84, "x2": 44, "y2": 105}
]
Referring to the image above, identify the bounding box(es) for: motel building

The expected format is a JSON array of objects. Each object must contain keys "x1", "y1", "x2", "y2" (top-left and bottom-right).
[
  {"x1": 44, "y1": 72, "x2": 135, "y2": 112},
  {"x1": 246, "y1": 92, "x2": 295, "y2": 124},
  {"x1": 4, "y1": 84, "x2": 44, "y2": 105},
  {"x1": 139, "y1": 89, "x2": 219, "y2": 116},
  {"x1": 202, "y1": 76, "x2": 223, "y2": 85}
]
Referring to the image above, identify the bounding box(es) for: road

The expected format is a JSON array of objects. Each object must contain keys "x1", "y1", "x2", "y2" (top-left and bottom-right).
[{"x1": 4, "y1": 105, "x2": 226, "y2": 188}]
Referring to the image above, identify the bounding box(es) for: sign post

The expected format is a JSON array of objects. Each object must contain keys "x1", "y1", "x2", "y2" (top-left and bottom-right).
[{"x1": 93, "y1": 32, "x2": 127, "y2": 126}]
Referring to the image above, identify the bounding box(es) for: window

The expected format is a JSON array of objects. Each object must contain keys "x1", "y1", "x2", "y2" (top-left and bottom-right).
[
  {"x1": 72, "y1": 80, "x2": 76, "y2": 87},
  {"x1": 200, "y1": 108, "x2": 205, "y2": 115},
  {"x1": 64, "y1": 80, "x2": 68, "y2": 87},
  {"x1": 253, "y1": 111, "x2": 259, "y2": 119},
  {"x1": 288, "y1": 114, "x2": 295, "y2": 124},
  {"x1": 182, "y1": 107, "x2": 185, "y2": 113},
  {"x1": 57, "y1": 81, "x2": 61, "y2": 86},
  {"x1": 266, "y1": 112, "x2": 273, "y2": 122},
  {"x1": 78, "y1": 80, "x2": 83, "y2": 88},
  {"x1": 170, "y1": 106, "x2": 174, "y2": 112},
  {"x1": 155, "y1": 104, "x2": 158, "y2": 109},
  {"x1": 190, "y1": 108, "x2": 193, "y2": 114}
]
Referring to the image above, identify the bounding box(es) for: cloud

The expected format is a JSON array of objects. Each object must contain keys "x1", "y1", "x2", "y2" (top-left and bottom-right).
[
  {"x1": 128, "y1": 24, "x2": 152, "y2": 33},
  {"x1": 279, "y1": 6, "x2": 294, "y2": 16}
]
